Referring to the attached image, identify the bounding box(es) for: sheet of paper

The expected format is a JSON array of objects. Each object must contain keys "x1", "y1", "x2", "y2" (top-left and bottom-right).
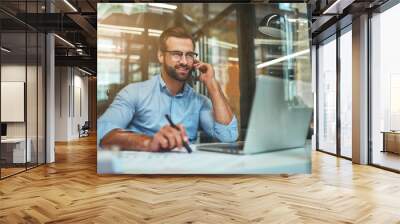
[{"x1": 98, "y1": 144, "x2": 311, "y2": 174}]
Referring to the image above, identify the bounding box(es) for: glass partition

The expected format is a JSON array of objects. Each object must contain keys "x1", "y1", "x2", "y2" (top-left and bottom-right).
[
  {"x1": 0, "y1": 0, "x2": 46, "y2": 179},
  {"x1": 317, "y1": 36, "x2": 337, "y2": 155},
  {"x1": 1, "y1": 31, "x2": 28, "y2": 177}
]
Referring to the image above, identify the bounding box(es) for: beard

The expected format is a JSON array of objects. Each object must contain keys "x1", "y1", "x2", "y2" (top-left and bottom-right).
[{"x1": 163, "y1": 63, "x2": 191, "y2": 82}]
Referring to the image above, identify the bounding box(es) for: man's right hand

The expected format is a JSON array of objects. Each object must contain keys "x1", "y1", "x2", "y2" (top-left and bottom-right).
[{"x1": 147, "y1": 124, "x2": 189, "y2": 152}]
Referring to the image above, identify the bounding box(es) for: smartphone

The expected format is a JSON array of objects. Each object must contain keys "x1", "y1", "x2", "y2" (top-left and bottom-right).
[
  {"x1": 190, "y1": 59, "x2": 200, "y2": 82},
  {"x1": 190, "y1": 68, "x2": 199, "y2": 82},
  {"x1": 191, "y1": 60, "x2": 207, "y2": 82}
]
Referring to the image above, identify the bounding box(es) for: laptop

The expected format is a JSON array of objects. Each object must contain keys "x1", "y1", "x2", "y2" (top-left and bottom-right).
[{"x1": 197, "y1": 75, "x2": 312, "y2": 155}]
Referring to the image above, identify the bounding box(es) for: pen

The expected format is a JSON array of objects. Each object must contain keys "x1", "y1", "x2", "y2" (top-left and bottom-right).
[{"x1": 165, "y1": 114, "x2": 192, "y2": 153}]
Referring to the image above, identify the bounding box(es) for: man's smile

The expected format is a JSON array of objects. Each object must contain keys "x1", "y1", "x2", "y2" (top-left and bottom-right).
[{"x1": 176, "y1": 66, "x2": 189, "y2": 74}]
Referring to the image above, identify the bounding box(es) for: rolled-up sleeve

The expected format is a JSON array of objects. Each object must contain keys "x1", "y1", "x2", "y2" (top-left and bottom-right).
[
  {"x1": 199, "y1": 97, "x2": 239, "y2": 143},
  {"x1": 97, "y1": 87, "x2": 136, "y2": 145}
]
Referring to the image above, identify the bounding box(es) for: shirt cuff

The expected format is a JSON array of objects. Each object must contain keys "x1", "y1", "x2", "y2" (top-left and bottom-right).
[{"x1": 213, "y1": 116, "x2": 239, "y2": 143}]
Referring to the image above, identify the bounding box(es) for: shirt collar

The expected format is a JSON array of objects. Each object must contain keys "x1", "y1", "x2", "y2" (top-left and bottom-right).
[
  {"x1": 158, "y1": 74, "x2": 191, "y2": 97},
  {"x1": 158, "y1": 74, "x2": 167, "y2": 89}
]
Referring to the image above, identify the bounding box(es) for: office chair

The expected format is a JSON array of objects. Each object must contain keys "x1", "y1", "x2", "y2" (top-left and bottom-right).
[{"x1": 79, "y1": 121, "x2": 90, "y2": 138}]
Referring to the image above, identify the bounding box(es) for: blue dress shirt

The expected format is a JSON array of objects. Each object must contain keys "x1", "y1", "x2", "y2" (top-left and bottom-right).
[{"x1": 97, "y1": 74, "x2": 238, "y2": 145}]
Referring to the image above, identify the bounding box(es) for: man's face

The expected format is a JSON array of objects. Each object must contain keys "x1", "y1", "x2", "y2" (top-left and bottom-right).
[{"x1": 158, "y1": 37, "x2": 195, "y2": 82}]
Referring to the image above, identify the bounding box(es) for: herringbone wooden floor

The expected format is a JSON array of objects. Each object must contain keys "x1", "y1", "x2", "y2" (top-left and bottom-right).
[{"x1": 1, "y1": 134, "x2": 400, "y2": 224}]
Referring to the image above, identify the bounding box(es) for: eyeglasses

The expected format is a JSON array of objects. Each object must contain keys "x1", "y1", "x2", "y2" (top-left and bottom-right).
[{"x1": 163, "y1": 50, "x2": 198, "y2": 63}]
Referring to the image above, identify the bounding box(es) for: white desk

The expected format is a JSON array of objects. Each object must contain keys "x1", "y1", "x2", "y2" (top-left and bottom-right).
[
  {"x1": 97, "y1": 144, "x2": 311, "y2": 174},
  {"x1": 1, "y1": 138, "x2": 31, "y2": 163}
]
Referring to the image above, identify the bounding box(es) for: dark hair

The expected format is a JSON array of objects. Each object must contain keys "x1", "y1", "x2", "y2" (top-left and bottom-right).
[{"x1": 159, "y1": 27, "x2": 195, "y2": 51}]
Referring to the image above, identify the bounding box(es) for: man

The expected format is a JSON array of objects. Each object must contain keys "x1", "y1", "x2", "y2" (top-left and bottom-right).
[{"x1": 98, "y1": 27, "x2": 238, "y2": 152}]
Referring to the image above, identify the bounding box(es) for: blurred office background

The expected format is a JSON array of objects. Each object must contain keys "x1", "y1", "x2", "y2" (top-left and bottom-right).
[{"x1": 96, "y1": 3, "x2": 312, "y2": 141}]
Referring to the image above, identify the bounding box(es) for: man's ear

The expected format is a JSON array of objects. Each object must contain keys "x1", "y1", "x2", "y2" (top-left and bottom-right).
[{"x1": 157, "y1": 50, "x2": 164, "y2": 64}]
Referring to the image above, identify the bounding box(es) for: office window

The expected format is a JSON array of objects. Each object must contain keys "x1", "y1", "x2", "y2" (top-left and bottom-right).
[
  {"x1": 371, "y1": 3, "x2": 400, "y2": 171},
  {"x1": 317, "y1": 36, "x2": 337, "y2": 154},
  {"x1": 339, "y1": 28, "x2": 352, "y2": 158}
]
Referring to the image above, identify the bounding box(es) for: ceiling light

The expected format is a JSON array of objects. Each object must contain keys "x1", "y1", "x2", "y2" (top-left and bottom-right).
[
  {"x1": 256, "y1": 49, "x2": 310, "y2": 69},
  {"x1": 98, "y1": 24, "x2": 144, "y2": 32},
  {"x1": 148, "y1": 29, "x2": 163, "y2": 34},
  {"x1": 184, "y1": 15, "x2": 194, "y2": 22},
  {"x1": 129, "y1": 55, "x2": 140, "y2": 60},
  {"x1": 228, "y1": 57, "x2": 239, "y2": 62},
  {"x1": 148, "y1": 3, "x2": 177, "y2": 10},
  {"x1": 78, "y1": 67, "x2": 92, "y2": 76},
  {"x1": 98, "y1": 24, "x2": 144, "y2": 35},
  {"x1": 76, "y1": 49, "x2": 84, "y2": 55},
  {"x1": 98, "y1": 27, "x2": 142, "y2": 35},
  {"x1": 287, "y1": 18, "x2": 309, "y2": 23},
  {"x1": 208, "y1": 38, "x2": 238, "y2": 49},
  {"x1": 148, "y1": 29, "x2": 162, "y2": 37},
  {"x1": 63, "y1": 0, "x2": 78, "y2": 12},
  {"x1": 1, "y1": 47, "x2": 11, "y2": 53},
  {"x1": 98, "y1": 43, "x2": 117, "y2": 51},
  {"x1": 148, "y1": 32, "x2": 161, "y2": 37},
  {"x1": 322, "y1": 0, "x2": 353, "y2": 15},
  {"x1": 54, "y1": 34, "x2": 75, "y2": 48},
  {"x1": 98, "y1": 53, "x2": 128, "y2": 59}
]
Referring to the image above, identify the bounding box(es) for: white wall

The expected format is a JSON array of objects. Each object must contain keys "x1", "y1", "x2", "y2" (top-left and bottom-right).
[
  {"x1": 55, "y1": 67, "x2": 69, "y2": 141},
  {"x1": 1, "y1": 65, "x2": 34, "y2": 137},
  {"x1": 55, "y1": 67, "x2": 89, "y2": 141},
  {"x1": 1, "y1": 65, "x2": 26, "y2": 140},
  {"x1": 71, "y1": 72, "x2": 89, "y2": 138},
  {"x1": 1, "y1": 64, "x2": 46, "y2": 164}
]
